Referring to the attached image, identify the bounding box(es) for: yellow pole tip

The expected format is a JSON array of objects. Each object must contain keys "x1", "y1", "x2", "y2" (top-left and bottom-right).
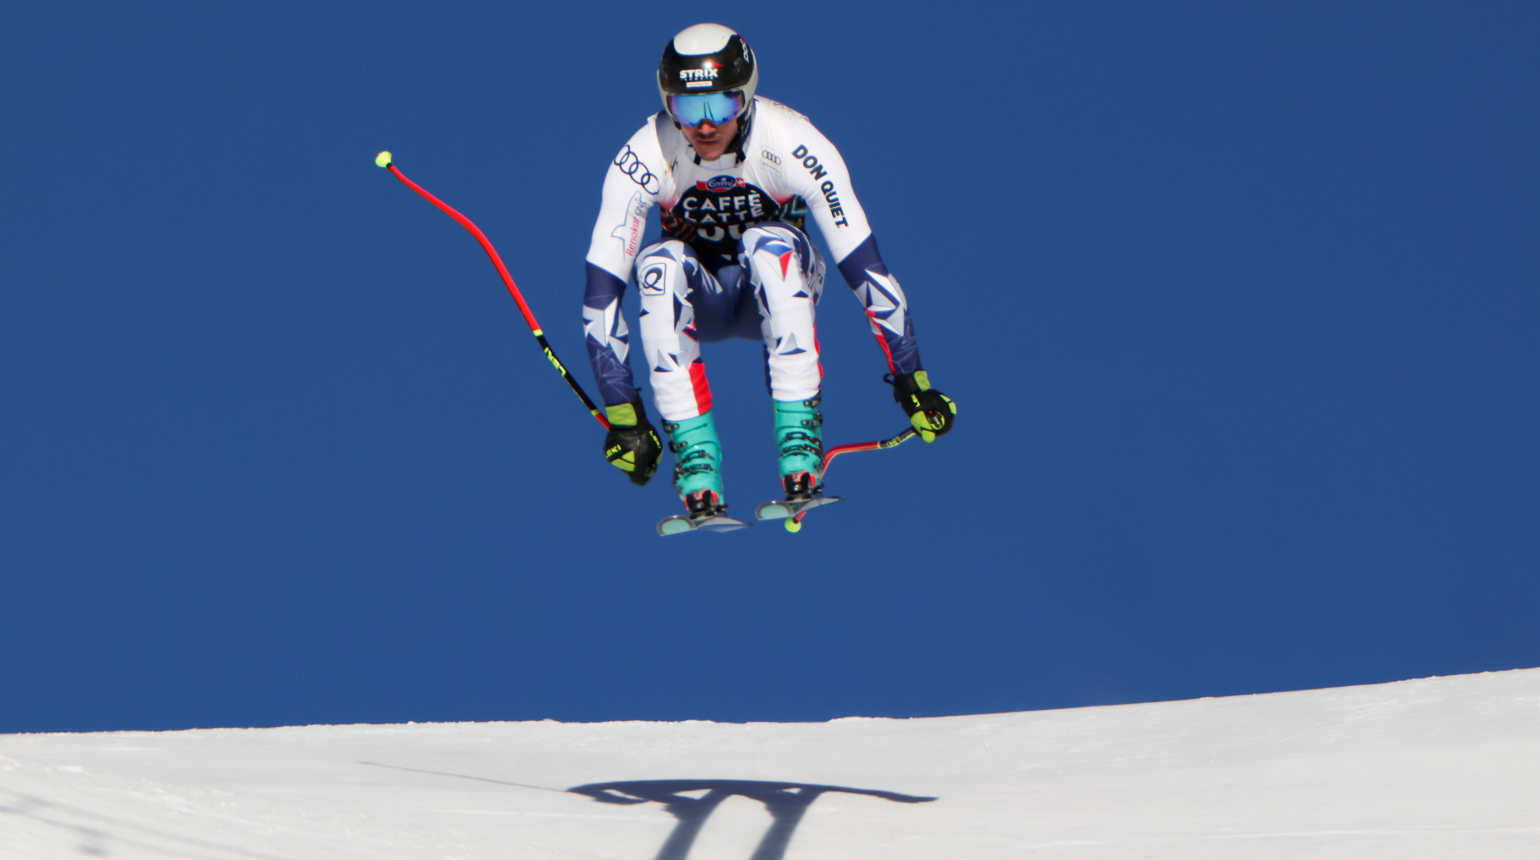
[
  {"x1": 785, "y1": 519, "x2": 802, "y2": 533},
  {"x1": 375, "y1": 151, "x2": 393, "y2": 168}
]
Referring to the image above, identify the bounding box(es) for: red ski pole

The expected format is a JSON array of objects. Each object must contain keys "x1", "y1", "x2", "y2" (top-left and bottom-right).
[
  {"x1": 375, "y1": 151, "x2": 609, "y2": 429},
  {"x1": 820, "y1": 428, "x2": 918, "y2": 482},
  {"x1": 778, "y1": 427, "x2": 918, "y2": 531}
]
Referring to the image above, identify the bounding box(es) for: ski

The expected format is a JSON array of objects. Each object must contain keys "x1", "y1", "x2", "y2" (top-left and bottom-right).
[
  {"x1": 755, "y1": 495, "x2": 844, "y2": 532},
  {"x1": 656, "y1": 513, "x2": 752, "y2": 536}
]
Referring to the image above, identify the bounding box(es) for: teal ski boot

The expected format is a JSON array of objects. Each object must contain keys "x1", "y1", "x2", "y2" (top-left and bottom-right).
[
  {"x1": 755, "y1": 397, "x2": 842, "y2": 531},
  {"x1": 656, "y1": 411, "x2": 747, "y2": 535},
  {"x1": 774, "y1": 397, "x2": 824, "y2": 499}
]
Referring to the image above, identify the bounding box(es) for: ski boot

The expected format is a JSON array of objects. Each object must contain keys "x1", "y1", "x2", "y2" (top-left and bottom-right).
[
  {"x1": 656, "y1": 412, "x2": 748, "y2": 535},
  {"x1": 774, "y1": 396, "x2": 824, "y2": 498},
  {"x1": 756, "y1": 397, "x2": 842, "y2": 531}
]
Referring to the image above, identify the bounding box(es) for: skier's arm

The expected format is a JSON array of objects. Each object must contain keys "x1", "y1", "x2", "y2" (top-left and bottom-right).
[
  {"x1": 584, "y1": 129, "x2": 666, "y2": 409},
  {"x1": 786, "y1": 121, "x2": 922, "y2": 376}
]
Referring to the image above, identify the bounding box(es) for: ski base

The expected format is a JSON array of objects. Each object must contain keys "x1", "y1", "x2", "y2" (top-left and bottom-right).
[
  {"x1": 755, "y1": 495, "x2": 844, "y2": 532},
  {"x1": 657, "y1": 513, "x2": 752, "y2": 536}
]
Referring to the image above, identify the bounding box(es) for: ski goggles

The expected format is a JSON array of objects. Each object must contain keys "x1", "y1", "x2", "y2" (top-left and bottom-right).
[{"x1": 667, "y1": 91, "x2": 745, "y2": 128}]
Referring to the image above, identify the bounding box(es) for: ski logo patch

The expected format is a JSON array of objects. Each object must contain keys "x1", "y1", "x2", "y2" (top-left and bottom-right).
[
  {"x1": 760, "y1": 148, "x2": 783, "y2": 174},
  {"x1": 679, "y1": 66, "x2": 719, "y2": 83},
  {"x1": 609, "y1": 191, "x2": 648, "y2": 258},
  {"x1": 640, "y1": 265, "x2": 666, "y2": 295},
  {"x1": 698, "y1": 175, "x2": 744, "y2": 192}
]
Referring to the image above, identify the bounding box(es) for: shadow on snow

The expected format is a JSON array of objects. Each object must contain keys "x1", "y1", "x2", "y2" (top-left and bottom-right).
[{"x1": 569, "y1": 778, "x2": 937, "y2": 860}]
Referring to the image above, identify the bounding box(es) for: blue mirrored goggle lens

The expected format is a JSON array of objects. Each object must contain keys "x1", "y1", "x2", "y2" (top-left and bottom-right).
[{"x1": 668, "y1": 91, "x2": 744, "y2": 127}]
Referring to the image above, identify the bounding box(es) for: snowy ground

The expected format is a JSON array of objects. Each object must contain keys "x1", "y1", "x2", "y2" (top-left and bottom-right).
[{"x1": 2, "y1": 669, "x2": 1537, "y2": 859}]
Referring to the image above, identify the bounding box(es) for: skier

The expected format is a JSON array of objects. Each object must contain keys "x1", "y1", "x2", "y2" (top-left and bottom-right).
[{"x1": 584, "y1": 23, "x2": 956, "y2": 524}]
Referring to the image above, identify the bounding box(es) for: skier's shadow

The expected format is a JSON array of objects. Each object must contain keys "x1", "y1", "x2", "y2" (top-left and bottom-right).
[{"x1": 569, "y1": 779, "x2": 935, "y2": 860}]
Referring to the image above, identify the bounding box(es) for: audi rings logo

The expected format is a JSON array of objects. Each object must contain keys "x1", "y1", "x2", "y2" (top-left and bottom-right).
[
  {"x1": 640, "y1": 265, "x2": 666, "y2": 294},
  {"x1": 614, "y1": 145, "x2": 660, "y2": 194}
]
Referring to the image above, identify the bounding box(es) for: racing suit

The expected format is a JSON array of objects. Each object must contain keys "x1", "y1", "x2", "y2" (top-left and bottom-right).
[{"x1": 583, "y1": 96, "x2": 922, "y2": 421}]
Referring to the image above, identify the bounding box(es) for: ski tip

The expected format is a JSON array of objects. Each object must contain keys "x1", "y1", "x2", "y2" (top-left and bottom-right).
[
  {"x1": 755, "y1": 501, "x2": 792, "y2": 521},
  {"x1": 657, "y1": 516, "x2": 694, "y2": 536},
  {"x1": 657, "y1": 514, "x2": 750, "y2": 535},
  {"x1": 374, "y1": 151, "x2": 393, "y2": 169}
]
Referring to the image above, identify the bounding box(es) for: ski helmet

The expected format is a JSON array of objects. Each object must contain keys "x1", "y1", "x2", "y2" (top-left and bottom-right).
[{"x1": 657, "y1": 24, "x2": 757, "y2": 126}]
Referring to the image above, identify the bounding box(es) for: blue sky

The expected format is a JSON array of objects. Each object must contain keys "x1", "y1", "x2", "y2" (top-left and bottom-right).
[{"x1": 3, "y1": 2, "x2": 1536, "y2": 733}]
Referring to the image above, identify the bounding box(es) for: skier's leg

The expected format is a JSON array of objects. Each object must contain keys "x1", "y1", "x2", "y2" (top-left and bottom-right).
[
  {"x1": 739, "y1": 223, "x2": 829, "y2": 495},
  {"x1": 636, "y1": 240, "x2": 728, "y2": 513},
  {"x1": 742, "y1": 223, "x2": 825, "y2": 400},
  {"x1": 636, "y1": 240, "x2": 717, "y2": 421}
]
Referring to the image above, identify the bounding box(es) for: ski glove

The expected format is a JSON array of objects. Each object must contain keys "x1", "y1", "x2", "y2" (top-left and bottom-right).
[
  {"x1": 890, "y1": 371, "x2": 956, "y2": 443},
  {"x1": 603, "y1": 401, "x2": 662, "y2": 486}
]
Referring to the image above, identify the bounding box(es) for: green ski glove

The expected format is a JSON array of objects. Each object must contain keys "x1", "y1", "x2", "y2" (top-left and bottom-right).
[
  {"x1": 890, "y1": 371, "x2": 956, "y2": 442},
  {"x1": 603, "y1": 401, "x2": 662, "y2": 486}
]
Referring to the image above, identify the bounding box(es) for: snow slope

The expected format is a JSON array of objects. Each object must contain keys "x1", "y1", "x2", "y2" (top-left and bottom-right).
[{"x1": 2, "y1": 669, "x2": 1537, "y2": 859}]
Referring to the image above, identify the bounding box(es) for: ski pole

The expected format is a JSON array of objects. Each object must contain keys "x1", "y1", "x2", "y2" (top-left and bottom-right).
[
  {"x1": 783, "y1": 427, "x2": 918, "y2": 530},
  {"x1": 374, "y1": 151, "x2": 609, "y2": 429},
  {"x1": 819, "y1": 427, "x2": 918, "y2": 482}
]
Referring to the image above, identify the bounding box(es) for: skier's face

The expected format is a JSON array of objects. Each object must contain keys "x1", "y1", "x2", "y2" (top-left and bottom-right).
[{"x1": 681, "y1": 117, "x2": 738, "y2": 162}]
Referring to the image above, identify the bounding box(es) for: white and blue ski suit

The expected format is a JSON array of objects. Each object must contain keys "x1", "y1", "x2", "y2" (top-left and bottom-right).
[{"x1": 584, "y1": 96, "x2": 923, "y2": 421}]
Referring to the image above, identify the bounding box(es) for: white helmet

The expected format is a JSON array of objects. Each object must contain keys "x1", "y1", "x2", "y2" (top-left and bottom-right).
[{"x1": 657, "y1": 24, "x2": 758, "y2": 125}]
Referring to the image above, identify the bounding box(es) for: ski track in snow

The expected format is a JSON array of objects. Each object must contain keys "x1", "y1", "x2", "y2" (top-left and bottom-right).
[{"x1": 2, "y1": 669, "x2": 1538, "y2": 859}]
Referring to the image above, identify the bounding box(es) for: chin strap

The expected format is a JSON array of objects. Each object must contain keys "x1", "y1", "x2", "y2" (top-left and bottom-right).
[{"x1": 727, "y1": 100, "x2": 755, "y2": 163}]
